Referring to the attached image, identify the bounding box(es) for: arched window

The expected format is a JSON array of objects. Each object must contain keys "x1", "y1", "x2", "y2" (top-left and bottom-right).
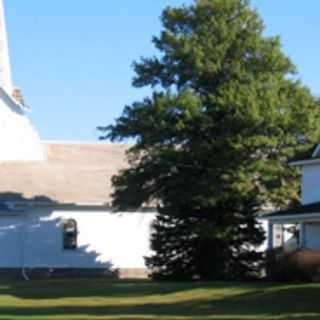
[{"x1": 63, "y1": 219, "x2": 78, "y2": 250}]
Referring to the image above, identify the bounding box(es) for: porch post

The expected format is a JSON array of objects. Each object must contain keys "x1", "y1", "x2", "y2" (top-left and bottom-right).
[
  {"x1": 267, "y1": 222, "x2": 273, "y2": 250},
  {"x1": 299, "y1": 223, "x2": 306, "y2": 248}
]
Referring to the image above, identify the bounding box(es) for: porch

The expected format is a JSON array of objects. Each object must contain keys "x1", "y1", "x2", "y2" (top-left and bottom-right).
[
  {"x1": 265, "y1": 208, "x2": 320, "y2": 252},
  {"x1": 262, "y1": 202, "x2": 320, "y2": 281}
]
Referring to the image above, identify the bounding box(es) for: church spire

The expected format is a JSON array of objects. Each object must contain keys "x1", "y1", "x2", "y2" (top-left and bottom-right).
[
  {"x1": 0, "y1": 0, "x2": 44, "y2": 161},
  {"x1": 0, "y1": 0, "x2": 13, "y2": 95}
]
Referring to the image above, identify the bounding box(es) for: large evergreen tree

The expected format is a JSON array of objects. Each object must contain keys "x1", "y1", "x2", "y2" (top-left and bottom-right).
[{"x1": 100, "y1": 0, "x2": 320, "y2": 280}]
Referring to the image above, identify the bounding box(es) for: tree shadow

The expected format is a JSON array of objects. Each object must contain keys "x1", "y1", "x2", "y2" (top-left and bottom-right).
[
  {"x1": 0, "y1": 285, "x2": 319, "y2": 319},
  {"x1": 0, "y1": 282, "x2": 318, "y2": 319},
  {"x1": 1, "y1": 193, "x2": 319, "y2": 319},
  {"x1": 0, "y1": 279, "x2": 210, "y2": 299},
  {"x1": 0, "y1": 192, "x2": 115, "y2": 280}
]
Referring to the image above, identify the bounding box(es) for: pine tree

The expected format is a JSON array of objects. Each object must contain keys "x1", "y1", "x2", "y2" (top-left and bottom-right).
[{"x1": 100, "y1": 0, "x2": 320, "y2": 280}]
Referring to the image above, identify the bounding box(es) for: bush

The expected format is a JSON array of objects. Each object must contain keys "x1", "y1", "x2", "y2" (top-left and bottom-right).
[{"x1": 267, "y1": 249, "x2": 320, "y2": 282}]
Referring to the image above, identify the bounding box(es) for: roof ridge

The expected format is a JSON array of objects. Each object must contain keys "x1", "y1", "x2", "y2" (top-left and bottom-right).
[{"x1": 42, "y1": 140, "x2": 131, "y2": 146}]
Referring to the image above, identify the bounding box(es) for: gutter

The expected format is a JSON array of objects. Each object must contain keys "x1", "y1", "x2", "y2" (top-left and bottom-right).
[
  {"x1": 290, "y1": 159, "x2": 320, "y2": 167},
  {"x1": 260, "y1": 212, "x2": 320, "y2": 223}
]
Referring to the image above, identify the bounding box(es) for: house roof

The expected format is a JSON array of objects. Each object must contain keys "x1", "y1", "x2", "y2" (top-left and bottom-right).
[
  {"x1": 0, "y1": 142, "x2": 129, "y2": 206},
  {"x1": 262, "y1": 202, "x2": 320, "y2": 220},
  {"x1": 289, "y1": 144, "x2": 320, "y2": 164}
]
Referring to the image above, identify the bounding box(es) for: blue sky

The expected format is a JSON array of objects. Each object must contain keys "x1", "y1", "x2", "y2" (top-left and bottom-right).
[{"x1": 5, "y1": 0, "x2": 320, "y2": 141}]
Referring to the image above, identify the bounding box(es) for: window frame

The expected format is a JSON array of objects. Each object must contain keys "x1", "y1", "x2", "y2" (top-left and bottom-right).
[{"x1": 63, "y1": 219, "x2": 78, "y2": 250}]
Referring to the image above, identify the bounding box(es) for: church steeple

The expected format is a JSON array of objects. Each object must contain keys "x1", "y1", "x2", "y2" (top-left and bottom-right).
[
  {"x1": 0, "y1": 0, "x2": 44, "y2": 161},
  {"x1": 0, "y1": 0, "x2": 13, "y2": 95}
]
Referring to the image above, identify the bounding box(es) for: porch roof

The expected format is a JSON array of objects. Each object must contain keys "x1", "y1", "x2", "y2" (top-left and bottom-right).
[
  {"x1": 289, "y1": 144, "x2": 318, "y2": 162},
  {"x1": 262, "y1": 202, "x2": 320, "y2": 222}
]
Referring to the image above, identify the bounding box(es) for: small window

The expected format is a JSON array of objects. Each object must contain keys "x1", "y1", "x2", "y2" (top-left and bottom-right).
[{"x1": 63, "y1": 219, "x2": 78, "y2": 250}]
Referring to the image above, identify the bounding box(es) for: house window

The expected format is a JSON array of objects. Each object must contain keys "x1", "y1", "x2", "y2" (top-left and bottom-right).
[{"x1": 63, "y1": 219, "x2": 78, "y2": 250}]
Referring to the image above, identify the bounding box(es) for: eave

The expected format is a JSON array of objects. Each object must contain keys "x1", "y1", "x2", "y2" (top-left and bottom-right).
[
  {"x1": 260, "y1": 212, "x2": 320, "y2": 223},
  {"x1": 290, "y1": 158, "x2": 320, "y2": 167}
]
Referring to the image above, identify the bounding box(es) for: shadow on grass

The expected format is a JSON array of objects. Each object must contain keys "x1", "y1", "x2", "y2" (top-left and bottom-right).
[
  {"x1": 0, "y1": 281, "x2": 319, "y2": 319},
  {"x1": 0, "y1": 301, "x2": 318, "y2": 320},
  {"x1": 0, "y1": 279, "x2": 237, "y2": 299}
]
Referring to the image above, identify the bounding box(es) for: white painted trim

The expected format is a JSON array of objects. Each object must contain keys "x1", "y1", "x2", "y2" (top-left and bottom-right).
[
  {"x1": 261, "y1": 212, "x2": 320, "y2": 223},
  {"x1": 0, "y1": 0, "x2": 13, "y2": 94},
  {"x1": 312, "y1": 144, "x2": 320, "y2": 158},
  {"x1": 299, "y1": 223, "x2": 306, "y2": 247},
  {"x1": 290, "y1": 159, "x2": 320, "y2": 167}
]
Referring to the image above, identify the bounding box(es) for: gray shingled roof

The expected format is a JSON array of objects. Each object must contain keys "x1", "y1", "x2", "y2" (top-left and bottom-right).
[
  {"x1": 290, "y1": 144, "x2": 319, "y2": 163},
  {"x1": 0, "y1": 143, "x2": 128, "y2": 206},
  {"x1": 263, "y1": 202, "x2": 320, "y2": 219}
]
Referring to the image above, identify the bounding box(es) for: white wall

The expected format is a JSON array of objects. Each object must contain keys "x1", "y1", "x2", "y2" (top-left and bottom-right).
[
  {"x1": 302, "y1": 164, "x2": 320, "y2": 205},
  {"x1": 0, "y1": 93, "x2": 44, "y2": 161},
  {"x1": 0, "y1": 0, "x2": 44, "y2": 161},
  {"x1": 0, "y1": 215, "x2": 22, "y2": 267},
  {"x1": 304, "y1": 223, "x2": 320, "y2": 250},
  {"x1": 0, "y1": 209, "x2": 155, "y2": 269}
]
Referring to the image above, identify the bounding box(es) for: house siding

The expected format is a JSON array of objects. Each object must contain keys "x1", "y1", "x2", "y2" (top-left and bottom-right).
[
  {"x1": 302, "y1": 164, "x2": 320, "y2": 205},
  {"x1": 304, "y1": 223, "x2": 320, "y2": 250},
  {"x1": 0, "y1": 91, "x2": 44, "y2": 161},
  {"x1": 0, "y1": 209, "x2": 155, "y2": 272}
]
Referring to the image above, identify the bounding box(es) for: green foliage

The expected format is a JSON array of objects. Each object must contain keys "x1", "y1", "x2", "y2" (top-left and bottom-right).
[
  {"x1": 146, "y1": 209, "x2": 265, "y2": 280},
  {"x1": 100, "y1": 0, "x2": 320, "y2": 280}
]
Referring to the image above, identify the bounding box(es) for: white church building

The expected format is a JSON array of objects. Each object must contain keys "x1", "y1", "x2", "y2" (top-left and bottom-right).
[
  {"x1": 0, "y1": 0, "x2": 155, "y2": 279},
  {"x1": 5, "y1": 0, "x2": 320, "y2": 281}
]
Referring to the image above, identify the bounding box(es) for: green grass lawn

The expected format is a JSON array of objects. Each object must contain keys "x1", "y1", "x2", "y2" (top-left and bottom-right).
[{"x1": 0, "y1": 279, "x2": 318, "y2": 319}]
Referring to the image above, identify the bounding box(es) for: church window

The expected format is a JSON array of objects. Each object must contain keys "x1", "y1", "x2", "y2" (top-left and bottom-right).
[{"x1": 63, "y1": 219, "x2": 78, "y2": 250}]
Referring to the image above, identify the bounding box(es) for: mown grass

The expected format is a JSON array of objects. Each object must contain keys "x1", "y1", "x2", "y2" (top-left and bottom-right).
[{"x1": 0, "y1": 279, "x2": 318, "y2": 319}]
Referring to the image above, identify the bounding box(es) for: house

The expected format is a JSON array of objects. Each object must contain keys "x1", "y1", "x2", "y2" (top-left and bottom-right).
[
  {"x1": 262, "y1": 145, "x2": 320, "y2": 280},
  {"x1": 0, "y1": 0, "x2": 155, "y2": 279}
]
